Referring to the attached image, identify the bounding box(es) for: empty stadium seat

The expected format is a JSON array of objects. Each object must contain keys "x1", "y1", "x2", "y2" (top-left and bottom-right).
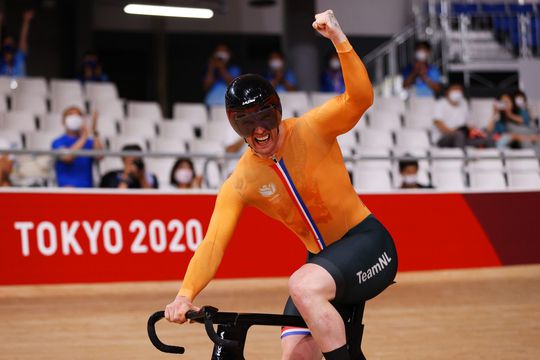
[
  {"x1": 469, "y1": 170, "x2": 507, "y2": 190},
  {"x1": 352, "y1": 168, "x2": 393, "y2": 191},
  {"x1": 96, "y1": 115, "x2": 119, "y2": 137},
  {"x1": 358, "y1": 128, "x2": 394, "y2": 149},
  {"x1": 279, "y1": 91, "x2": 310, "y2": 116},
  {"x1": 16, "y1": 77, "x2": 48, "y2": 97},
  {"x1": 431, "y1": 168, "x2": 466, "y2": 191},
  {"x1": 337, "y1": 130, "x2": 358, "y2": 155},
  {"x1": 507, "y1": 172, "x2": 540, "y2": 189},
  {"x1": 403, "y1": 110, "x2": 434, "y2": 129},
  {"x1": 355, "y1": 148, "x2": 392, "y2": 170},
  {"x1": 466, "y1": 148, "x2": 504, "y2": 171},
  {"x1": 98, "y1": 156, "x2": 123, "y2": 176},
  {"x1": 84, "y1": 82, "x2": 118, "y2": 102},
  {"x1": 0, "y1": 130, "x2": 23, "y2": 149},
  {"x1": 127, "y1": 101, "x2": 162, "y2": 120},
  {"x1": 430, "y1": 147, "x2": 465, "y2": 170},
  {"x1": 92, "y1": 98, "x2": 125, "y2": 119},
  {"x1": 0, "y1": 76, "x2": 13, "y2": 95},
  {"x1": 372, "y1": 96, "x2": 406, "y2": 115},
  {"x1": 107, "y1": 135, "x2": 148, "y2": 151},
  {"x1": 395, "y1": 129, "x2": 431, "y2": 150},
  {"x1": 188, "y1": 139, "x2": 225, "y2": 155},
  {"x1": 157, "y1": 120, "x2": 196, "y2": 141},
  {"x1": 149, "y1": 138, "x2": 187, "y2": 154},
  {"x1": 0, "y1": 95, "x2": 6, "y2": 113},
  {"x1": 51, "y1": 95, "x2": 86, "y2": 114},
  {"x1": 39, "y1": 114, "x2": 64, "y2": 132},
  {"x1": 11, "y1": 93, "x2": 48, "y2": 114},
  {"x1": 120, "y1": 118, "x2": 158, "y2": 137},
  {"x1": 172, "y1": 103, "x2": 208, "y2": 126},
  {"x1": 25, "y1": 131, "x2": 59, "y2": 150},
  {"x1": 50, "y1": 79, "x2": 83, "y2": 99},
  {"x1": 3, "y1": 112, "x2": 37, "y2": 132},
  {"x1": 504, "y1": 148, "x2": 540, "y2": 172},
  {"x1": 310, "y1": 92, "x2": 338, "y2": 107},
  {"x1": 369, "y1": 110, "x2": 402, "y2": 130},
  {"x1": 409, "y1": 96, "x2": 436, "y2": 115},
  {"x1": 209, "y1": 106, "x2": 228, "y2": 122},
  {"x1": 203, "y1": 120, "x2": 241, "y2": 147}
]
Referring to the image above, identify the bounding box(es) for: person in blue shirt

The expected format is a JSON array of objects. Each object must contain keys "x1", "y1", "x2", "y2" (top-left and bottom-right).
[
  {"x1": 79, "y1": 50, "x2": 109, "y2": 83},
  {"x1": 203, "y1": 44, "x2": 241, "y2": 106},
  {"x1": 265, "y1": 51, "x2": 297, "y2": 93},
  {"x1": 51, "y1": 107, "x2": 104, "y2": 188},
  {"x1": 0, "y1": 9, "x2": 34, "y2": 77},
  {"x1": 402, "y1": 41, "x2": 442, "y2": 97},
  {"x1": 321, "y1": 52, "x2": 345, "y2": 93}
]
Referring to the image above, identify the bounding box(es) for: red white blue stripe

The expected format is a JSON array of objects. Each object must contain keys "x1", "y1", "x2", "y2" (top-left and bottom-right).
[
  {"x1": 281, "y1": 326, "x2": 311, "y2": 338},
  {"x1": 272, "y1": 157, "x2": 326, "y2": 251}
]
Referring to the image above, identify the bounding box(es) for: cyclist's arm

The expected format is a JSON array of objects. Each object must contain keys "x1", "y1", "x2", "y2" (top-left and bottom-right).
[
  {"x1": 177, "y1": 179, "x2": 244, "y2": 301},
  {"x1": 307, "y1": 40, "x2": 373, "y2": 140}
]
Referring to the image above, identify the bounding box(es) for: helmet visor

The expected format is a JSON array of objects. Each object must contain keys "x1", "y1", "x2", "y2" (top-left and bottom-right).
[{"x1": 230, "y1": 105, "x2": 281, "y2": 138}]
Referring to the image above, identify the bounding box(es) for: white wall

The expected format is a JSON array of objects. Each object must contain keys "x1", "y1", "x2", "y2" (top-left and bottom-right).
[{"x1": 316, "y1": 0, "x2": 413, "y2": 36}]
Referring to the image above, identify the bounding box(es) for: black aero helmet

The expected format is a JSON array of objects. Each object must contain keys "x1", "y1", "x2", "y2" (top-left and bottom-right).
[{"x1": 225, "y1": 74, "x2": 282, "y2": 138}]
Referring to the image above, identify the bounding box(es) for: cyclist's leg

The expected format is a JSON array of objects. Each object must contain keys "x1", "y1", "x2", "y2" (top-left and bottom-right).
[{"x1": 280, "y1": 297, "x2": 322, "y2": 360}]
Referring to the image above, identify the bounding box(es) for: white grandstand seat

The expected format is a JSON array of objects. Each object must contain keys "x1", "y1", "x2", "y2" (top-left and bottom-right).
[
  {"x1": 0, "y1": 76, "x2": 13, "y2": 95},
  {"x1": 25, "y1": 131, "x2": 59, "y2": 150},
  {"x1": 409, "y1": 96, "x2": 436, "y2": 115},
  {"x1": 0, "y1": 130, "x2": 23, "y2": 149},
  {"x1": 98, "y1": 156, "x2": 123, "y2": 176},
  {"x1": 84, "y1": 82, "x2": 118, "y2": 102},
  {"x1": 50, "y1": 79, "x2": 83, "y2": 99},
  {"x1": 431, "y1": 169, "x2": 466, "y2": 190},
  {"x1": 358, "y1": 128, "x2": 394, "y2": 149},
  {"x1": 11, "y1": 93, "x2": 47, "y2": 114},
  {"x1": 403, "y1": 110, "x2": 434, "y2": 129},
  {"x1": 188, "y1": 139, "x2": 225, "y2": 155},
  {"x1": 466, "y1": 148, "x2": 504, "y2": 171},
  {"x1": 337, "y1": 131, "x2": 358, "y2": 155},
  {"x1": 369, "y1": 110, "x2": 402, "y2": 130},
  {"x1": 158, "y1": 121, "x2": 196, "y2": 141},
  {"x1": 352, "y1": 115, "x2": 368, "y2": 131},
  {"x1": 507, "y1": 172, "x2": 540, "y2": 189},
  {"x1": 430, "y1": 147, "x2": 465, "y2": 170},
  {"x1": 107, "y1": 135, "x2": 148, "y2": 151},
  {"x1": 120, "y1": 118, "x2": 158, "y2": 137},
  {"x1": 203, "y1": 121, "x2": 241, "y2": 147},
  {"x1": 51, "y1": 95, "x2": 85, "y2": 114},
  {"x1": 355, "y1": 148, "x2": 392, "y2": 170},
  {"x1": 172, "y1": 103, "x2": 208, "y2": 127},
  {"x1": 279, "y1": 91, "x2": 310, "y2": 116},
  {"x1": 352, "y1": 168, "x2": 392, "y2": 191},
  {"x1": 504, "y1": 149, "x2": 539, "y2": 172},
  {"x1": 372, "y1": 96, "x2": 406, "y2": 115},
  {"x1": 0, "y1": 95, "x2": 7, "y2": 113},
  {"x1": 96, "y1": 115, "x2": 119, "y2": 137},
  {"x1": 209, "y1": 106, "x2": 228, "y2": 122},
  {"x1": 3, "y1": 112, "x2": 37, "y2": 132},
  {"x1": 16, "y1": 77, "x2": 48, "y2": 96},
  {"x1": 149, "y1": 138, "x2": 187, "y2": 154},
  {"x1": 393, "y1": 148, "x2": 431, "y2": 187},
  {"x1": 469, "y1": 98, "x2": 493, "y2": 129},
  {"x1": 310, "y1": 92, "x2": 338, "y2": 107},
  {"x1": 145, "y1": 157, "x2": 176, "y2": 187},
  {"x1": 188, "y1": 139, "x2": 225, "y2": 189},
  {"x1": 469, "y1": 170, "x2": 507, "y2": 190},
  {"x1": 92, "y1": 98, "x2": 125, "y2": 119},
  {"x1": 395, "y1": 129, "x2": 431, "y2": 150},
  {"x1": 39, "y1": 113, "x2": 63, "y2": 132},
  {"x1": 127, "y1": 101, "x2": 162, "y2": 120}
]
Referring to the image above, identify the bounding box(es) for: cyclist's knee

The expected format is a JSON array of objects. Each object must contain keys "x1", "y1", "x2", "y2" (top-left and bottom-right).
[{"x1": 288, "y1": 264, "x2": 335, "y2": 309}]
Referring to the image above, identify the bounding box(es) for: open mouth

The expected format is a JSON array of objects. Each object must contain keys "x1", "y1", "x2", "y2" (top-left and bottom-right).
[{"x1": 254, "y1": 134, "x2": 270, "y2": 144}]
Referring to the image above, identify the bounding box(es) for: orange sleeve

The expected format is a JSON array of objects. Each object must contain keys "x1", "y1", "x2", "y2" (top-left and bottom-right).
[
  {"x1": 306, "y1": 39, "x2": 374, "y2": 140},
  {"x1": 177, "y1": 178, "x2": 244, "y2": 300}
]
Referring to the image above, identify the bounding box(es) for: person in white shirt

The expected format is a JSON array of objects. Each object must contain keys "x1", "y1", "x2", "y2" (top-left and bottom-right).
[{"x1": 432, "y1": 84, "x2": 471, "y2": 148}]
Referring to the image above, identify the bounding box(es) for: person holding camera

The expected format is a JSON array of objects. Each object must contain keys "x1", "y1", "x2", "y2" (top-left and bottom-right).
[
  {"x1": 203, "y1": 43, "x2": 241, "y2": 106},
  {"x1": 99, "y1": 144, "x2": 158, "y2": 189}
]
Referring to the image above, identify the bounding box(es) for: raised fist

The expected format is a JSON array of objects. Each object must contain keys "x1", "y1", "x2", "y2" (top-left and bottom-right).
[{"x1": 312, "y1": 10, "x2": 346, "y2": 44}]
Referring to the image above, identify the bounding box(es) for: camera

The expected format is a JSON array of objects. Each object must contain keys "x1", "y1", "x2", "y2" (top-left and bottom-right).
[{"x1": 133, "y1": 158, "x2": 145, "y2": 171}]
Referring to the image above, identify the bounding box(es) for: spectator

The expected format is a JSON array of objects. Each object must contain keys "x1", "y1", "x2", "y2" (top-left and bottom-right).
[
  {"x1": 203, "y1": 44, "x2": 241, "y2": 106},
  {"x1": 79, "y1": 50, "x2": 109, "y2": 83},
  {"x1": 169, "y1": 157, "x2": 202, "y2": 189},
  {"x1": 321, "y1": 52, "x2": 345, "y2": 93},
  {"x1": 0, "y1": 137, "x2": 14, "y2": 186},
  {"x1": 402, "y1": 40, "x2": 442, "y2": 97},
  {"x1": 99, "y1": 144, "x2": 158, "y2": 189},
  {"x1": 265, "y1": 51, "x2": 297, "y2": 92},
  {"x1": 0, "y1": 9, "x2": 34, "y2": 77},
  {"x1": 398, "y1": 156, "x2": 433, "y2": 189},
  {"x1": 52, "y1": 107, "x2": 104, "y2": 188}
]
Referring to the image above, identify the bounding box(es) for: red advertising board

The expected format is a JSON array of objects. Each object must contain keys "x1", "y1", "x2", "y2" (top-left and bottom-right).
[{"x1": 1, "y1": 190, "x2": 539, "y2": 285}]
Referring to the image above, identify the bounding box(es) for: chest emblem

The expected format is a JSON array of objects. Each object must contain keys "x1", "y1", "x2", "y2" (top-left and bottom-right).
[{"x1": 258, "y1": 183, "x2": 276, "y2": 197}]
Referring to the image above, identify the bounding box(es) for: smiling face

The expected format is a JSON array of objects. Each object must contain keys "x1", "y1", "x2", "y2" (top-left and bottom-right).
[{"x1": 244, "y1": 125, "x2": 282, "y2": 158}]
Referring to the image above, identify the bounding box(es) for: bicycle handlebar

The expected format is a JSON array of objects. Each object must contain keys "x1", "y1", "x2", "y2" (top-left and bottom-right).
[{"x1": 147, "y1": 311, "x2": 185, "y2": 354}]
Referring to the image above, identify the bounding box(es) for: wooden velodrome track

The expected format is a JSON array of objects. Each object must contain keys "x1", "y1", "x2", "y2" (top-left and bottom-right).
[{"x1": 0, "y1": 265, "x2": 539, "y2": 359}]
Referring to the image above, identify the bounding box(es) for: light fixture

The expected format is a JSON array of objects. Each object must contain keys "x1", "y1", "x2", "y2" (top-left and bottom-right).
[{"x1": 123, "y1": 4, "x2": 214, "y2": 19}]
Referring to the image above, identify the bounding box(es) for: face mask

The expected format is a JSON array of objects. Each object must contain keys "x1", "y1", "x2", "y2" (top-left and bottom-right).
[
  {"x1": 215, "y1": 51, "x2": 230, "y2": 62},
  {"x1": 415, "y1": 50, "x2": 428, "y2": 62},
  {"x1": 329, "y1": 58, "x2": 341, "y2": 70},
  {"x1": 65, "y1": 114, "x2": 84, "y2": 131},
  {"x1": 515, "y1": 97, "x2": 526, "y2": 108},
  {"x1": 269, "y1": 58, "x2": 284, "y2": 71},
  {"x1": 402, "y1": 174, "x2": 417, "y2": 185},
  {"x1": 175, "y1": 168, "x2": 194, "y2": 184},
  {"x1": 448, "y1": 90, "x2": 463, "y2": 104}
]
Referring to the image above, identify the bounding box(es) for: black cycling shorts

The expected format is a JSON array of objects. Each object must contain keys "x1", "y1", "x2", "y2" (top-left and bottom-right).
[{"x1": 282, "y1": 214, "x2": 398, "y2": 326}]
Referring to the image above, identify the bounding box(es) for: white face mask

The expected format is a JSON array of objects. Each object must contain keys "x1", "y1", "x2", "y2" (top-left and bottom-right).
[
  {"x1": 448, "y1": 90, "x2": 464, "y2": 104},
  {"x1": 515, "y1": 97, "x2": 526, "y2": 108},
  {"x1": 65, "y1": 114, "x2": 84, "y2": 131},
  {"x1": 402, "y1": 174, "x2": 417, "y2": 185},
  {"x1": 175, "y1": 168, "x2": 194, "y2": 184},
  {"x1": 415, "y1": 50, "x2": 428, "y2": 62},
  {"x1": 215, "y1": 51, "x2": 230, "y2": 62},
  {"x1": 269, "y1": 58, "x2": 284, "y2": 71},
  {"x1": 329, "y1": 58, "x2": 341, "y2": 70}
]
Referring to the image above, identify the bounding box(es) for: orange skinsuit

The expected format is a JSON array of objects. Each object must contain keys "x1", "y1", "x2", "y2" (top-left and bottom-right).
[{"x1": 178, "y1": 39, "x2": 373, "y2": 301}]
